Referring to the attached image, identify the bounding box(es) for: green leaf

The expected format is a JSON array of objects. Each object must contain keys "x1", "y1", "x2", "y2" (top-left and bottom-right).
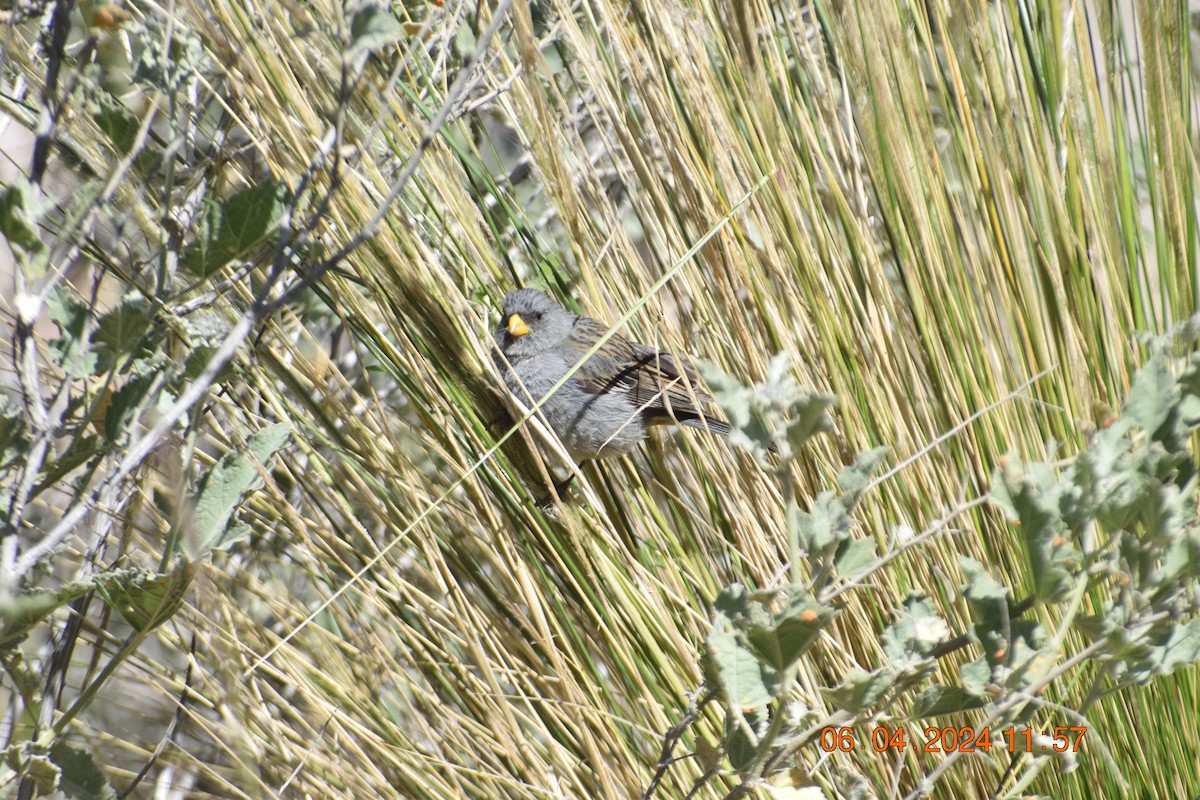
[
  {"x1": 722, "y1": 705, "x2": 768, "y2": 773},
  {"x1": 181, "y1": 180, "x2": 290, "y2": 278},
  {"x1": 959, "y1": 656, "x2": 992, "y2": 695},
  {"x1": 791, "y1": 492, "x2": 851, "y2": 556},
  {"x1": 209, "y1": 520, "x2": 254, "y2": 552},
  {"x1": 248, "y1": 420, "x2": 292, "y2": 463},
  {"x1": 988, "y1": 460, "x2": 1019, "y2": 522},
  {"x1": 348, "y1": 0, "x2": 404, "y2": 57},
  {"x1": 94, "y1": 296, "x2": 154, "y2": 371},
  {"x1": 51, "y1": 739, "x2": 118, "y2": 800},
  {"x1": 94, "y1": 566, "x2": 192, "y2": 633},
  {"x1": 991, "y1": 622, "x2": 1045, "y2": 682},
  {"x1": 0, "y1": 178, "x2": 46, "y2": 254},
  {"x1": 821, "y1": 668, "x2": 893, "y2": 714},
  {"x1": 833, "y1": 536, "x2": 876, "y2": 579},
  {"x1": 34, "y1": 436, "x2": 104, "y2": 498},
  {"x1": 1175, "y1": 359, "x2": 1200, "y2": 435},
  {"x1": 747, "y1": 595, "x2": 836, "y2": 671},
  {"x1": 190, "y1": 422, "x2": 291, "y2": 557},
  {"x1": 781, "y1": 393, "x2": 836, "y2": 454},
  {"x1": 1122, "y1": 356, "x2": 1175, "y2": 436},
  {"x1": 104, "y1": 373, "x2": 156, "y2": 441},
  {"x1": 961, "y1": 558, "x2": 1046, "y2": 677},
  {"x1": 4, "y1": 745, "x2": 60, "y2": 794},
  {"x1": 1088, "y1": 604, "x2": 1157, "y2": 669},
  {"x1": 712, "y1": 582, "x2": 755, "y2": 622},
  {"x1": 0, "y1": 403, "x2": 26, "y2": 470},
  {"x1": 992, "y1": 462, "x2": 1079, "y2": 603},
  {"x1": 1058, "y1": 458, "x2": 1097, "y2": 536},
  {"x1": 910, "y1": 685, "x2": 989, "y2": 718},
  {"x1": 93, "y1": 104, "x2": 141, "y2": 155},
  {"x1": 788, "y1": 450, "x2": 884, "y2": 569},
  {"x1": 0, "y1": 583, "x2": 93, "y2": 651},
  {"x1": 1161, "y1": 522, "x2": 1200, "y2": 583},
  {"x1": 1141, "y1": 619, "x2": 1200, "y2": 678},
  {"x1": 707, "y1": 619, "x2": 777, "y2": 712},
  {"x1": 960, "y1": 557, "x2": 1008, "y2": 604},
  {"x1": 1095, "y1": 457, "x2": 1153, "y2": 533},
  {"x1": 882, "y1": 595, "x2": 950, "y2": 666},
  {"x1": 696, "y1": 355, "x2": 834, "y2": 459},
  {"x1": 696, "y1": 361, "x2": 769, "y2": 454},
  {"x1": 835, "y1": 447, "x2": 889, "y2": 503},
  {"x1": 47, "y1": 287, "x2": 98, "y2": 377}
]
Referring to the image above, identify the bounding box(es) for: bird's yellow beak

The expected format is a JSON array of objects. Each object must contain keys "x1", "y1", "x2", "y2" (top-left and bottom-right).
[{"x1": 507, "y1": 313, "x2": 530, "y2": 337}]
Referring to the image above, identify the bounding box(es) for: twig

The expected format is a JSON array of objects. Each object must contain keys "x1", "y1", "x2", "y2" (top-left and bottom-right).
[
  {"x1": 28, "y1": 0, "x2": 73, "y2": 185},
  {"x1": 640, "y1": 686, "x2": 717, "y2": 800}
]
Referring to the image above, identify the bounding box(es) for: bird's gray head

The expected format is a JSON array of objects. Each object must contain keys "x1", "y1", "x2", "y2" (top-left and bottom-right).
[{"x1": 496, "y1": 288, "x2": 575, "y2": 362}]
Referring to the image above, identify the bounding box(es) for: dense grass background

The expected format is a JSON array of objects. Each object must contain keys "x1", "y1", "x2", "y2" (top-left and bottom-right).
[{"x1": 3, "y1": 0, "x2": 1199, "y2": 797}]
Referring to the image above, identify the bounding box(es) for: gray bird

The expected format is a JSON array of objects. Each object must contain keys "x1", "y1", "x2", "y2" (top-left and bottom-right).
[{"x1": 494, "y1": 288, "x2": 732, "y2": 461}]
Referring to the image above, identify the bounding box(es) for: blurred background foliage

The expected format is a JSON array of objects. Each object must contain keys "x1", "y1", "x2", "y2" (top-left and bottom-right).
[{"x1": 2, "y1": 0, "x2": 1199, "y2": 797}]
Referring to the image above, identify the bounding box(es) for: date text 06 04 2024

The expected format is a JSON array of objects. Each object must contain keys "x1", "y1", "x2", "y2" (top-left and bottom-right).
[{"x1": 819, "y1": 726, "x2": 1086, "y2": 754}]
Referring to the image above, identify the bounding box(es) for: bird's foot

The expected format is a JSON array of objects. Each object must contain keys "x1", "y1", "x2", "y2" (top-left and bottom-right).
[{"x1": 534, "y1": 472, "x2": 577, "y2": 510}]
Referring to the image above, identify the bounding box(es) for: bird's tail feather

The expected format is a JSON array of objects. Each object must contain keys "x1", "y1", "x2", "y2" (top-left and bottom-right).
[
  {"x1": 678, "y1": 415, "x2": 732, "y2": 437},
  {"x1": 678, "y1": 414, "x2": 781, "y2": 454}
]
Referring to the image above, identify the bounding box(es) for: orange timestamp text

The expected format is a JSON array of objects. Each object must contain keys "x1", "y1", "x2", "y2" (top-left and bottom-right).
[{"x1": 819, "y1": 725, "x2": 1087, "y2": 754}]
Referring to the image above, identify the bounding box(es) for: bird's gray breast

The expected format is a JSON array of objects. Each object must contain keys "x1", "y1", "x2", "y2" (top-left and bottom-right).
[{"x1": 503, "y1": 354, "x2": 646, "y2": 460}]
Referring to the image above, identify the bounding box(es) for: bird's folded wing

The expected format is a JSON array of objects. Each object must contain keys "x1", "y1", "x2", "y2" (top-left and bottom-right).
[{"x1": 568, "y1": 319, "x2": 713, "y2": 417}]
